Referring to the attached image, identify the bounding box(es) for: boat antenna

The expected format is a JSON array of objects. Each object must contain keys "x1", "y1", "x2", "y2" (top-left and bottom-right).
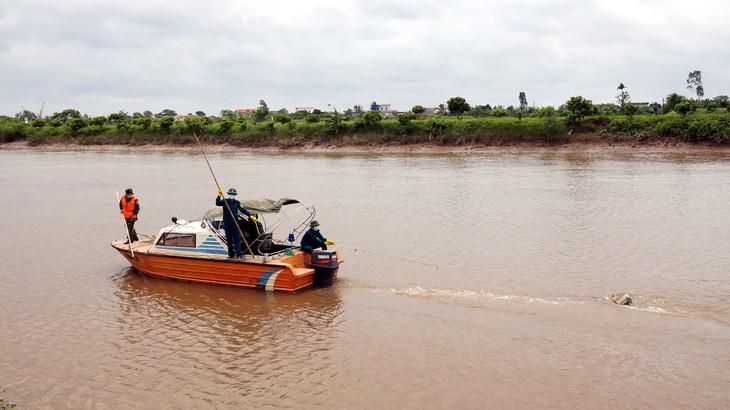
[{"x1": 191, "y1": 130, "x2": 255, "y2": 257}]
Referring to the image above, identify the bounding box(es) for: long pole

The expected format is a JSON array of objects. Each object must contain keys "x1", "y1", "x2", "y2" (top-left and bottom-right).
[
  {"x1": 116, "y1": 191, "x2": 135, "y2": 258},
  {"x1": 192, "y1": 131, "x2": 254, "y2": 257}
]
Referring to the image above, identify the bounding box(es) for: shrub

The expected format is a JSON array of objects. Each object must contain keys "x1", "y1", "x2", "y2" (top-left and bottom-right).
[
  {"x1": 67, "y1": 117, "x2": 86, "y2": 132},
  {"x1": 565, "y1": 96, "x2": 593, "y2": 125},
  {"x1": 159, "y1": 116, "x2": 175, "y2": 131},
  {"x1": 305, "y1": 114, "x2": 320, "y2": 123},
  {"x1": 362, "y1": 110, "x2": 383, "y2": 127},
  {"x1": 674, "y1": 101, "x2": 692, "y2": 116}
]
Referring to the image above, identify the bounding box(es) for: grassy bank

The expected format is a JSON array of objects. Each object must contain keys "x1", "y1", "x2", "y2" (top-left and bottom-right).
[{"x1": 2, "y1": 112, "x2": 730, "y2": 148}]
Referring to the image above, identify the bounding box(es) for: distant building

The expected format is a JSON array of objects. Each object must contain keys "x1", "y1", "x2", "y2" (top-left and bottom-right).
[
  {"x1": 370, "y1": 103, "x2": 392, "y2": 114},
  {"x1": 423, "y1": 107, "x2": 442, "y2": 115},
  {"x1": 235, "y1": 108, "x2": 257, "y2": 115}
]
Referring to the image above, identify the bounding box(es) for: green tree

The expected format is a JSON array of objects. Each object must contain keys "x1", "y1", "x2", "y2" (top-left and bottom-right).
[
  {"x1": 88, "y1": 116, "x2": 107, "y2": 127},
  {"x1": 398, "y1": 112, "x2": 417, "y2": 125},
  {"x1": 254, "y1": 100, "x2": 270, "y2": 122},
  {"x1": 50, "y1": 108, "x2": 81, "y2": 122},
  {"x1": 711, "y1": 95, "x2": 729, "y2": 111},
  {"x1": 273, "y1": 114, "x2": 291, "y2": 124},
  {"x1": 686, "y1": 70, "x2": 704, "y2": 102},
  {"x1": 412, "y1": 105, "x2": 425, "y2": 115},
  {"x1": 674, "y1": 101, "x2": 692, "y2": 116},
  {"x1": 537, "y1": 106, "x2": 557, "y2": 117},
  {"x1": 565, "y1": 96, "x2": 593, "y2": 124},
  {"x1": 466, "y1": 106, "x2": 491, "y2": 117},
  {"x1": 623, "y1": 102, "x2": 638, "y2": 118},
  {"x1": 492, "y1": 107, "x2": 507, "y2": 117},
  {"x1": 362, "y1": 110, "x2": 383, "y2": 126},
  {"x1": 218, "y1": 118, "x2": 235, "y2": 133},
  {"x1": 447, "y1": 96, "x2": 470, "y2": 115},
  {"x1": 305, "y1": 114, "x2": 320, "y2": 123},
  {"x1": 326, "y1": 108, "x2": 343, "y2": 135},
  {"x1": 67, "y1": 117, "x2": 86, "y2": 132},
  {"x1": 616, "y1": 83, "x2": 630, "y2": 113},
  {"x1": 133, "y1": 117, "x2": 152, "y2": 129},
  {"x1": 220, "y1": 109, "x2": 235, "y2": 119},
  {"x1": 31, "y1": 118, "x2": 46, "y2": 128},
  {"x1": 108, "y1": 111, "x2": 130, "y2": 124},
  {"x1": 159, "y1": 116, "x2": 175, "y2": 131},
  {"x1": 518, "y1": 92, "x2": 528, "y2": 111},
  {"x1": 195, "y1": 111, "x2": 206, "y2": 117},
  {"x1": 156, "y1": 109, "x2": 177, "y2": 118},
  {"x1": 15, "y1": 109, "x2": 37, "y2": 123},
  {"x1": 663, "y1": 93, "x2": 689, "y2": 114},
  {"x1": 143, "y1": 110, "x2": 153, "y2": 118}
]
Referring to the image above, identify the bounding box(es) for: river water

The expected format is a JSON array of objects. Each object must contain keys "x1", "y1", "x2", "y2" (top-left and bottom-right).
[{"x1": 1, "y1": 147, "x2": 729, "y2": 408}]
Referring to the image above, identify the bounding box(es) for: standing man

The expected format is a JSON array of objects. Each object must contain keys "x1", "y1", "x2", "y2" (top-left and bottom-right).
[
  {"x1": 301, "y1": 220, "x2": 335, "y2": 254},
  {"x1": 119, "y1": 188, "x2": 139, "y2": 244},
  {"x1": 216, "y1": 187, "x2": 256, "y2": 259}
]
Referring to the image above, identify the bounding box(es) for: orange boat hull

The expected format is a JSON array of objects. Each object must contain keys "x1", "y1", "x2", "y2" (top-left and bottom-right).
[{"x1": 111, "y1": 240, "x2": 339, "y2": 293}]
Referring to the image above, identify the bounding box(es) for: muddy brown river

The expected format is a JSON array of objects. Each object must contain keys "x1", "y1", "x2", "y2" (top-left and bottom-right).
[{"x1": 1, "y1": 148, "x2": 729, "y2": 408}]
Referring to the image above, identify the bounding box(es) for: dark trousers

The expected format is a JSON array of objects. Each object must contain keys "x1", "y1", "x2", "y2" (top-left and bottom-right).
[
  {"x1": 225, "y1": 225, "x2": 242, "y2": 257},
  {"x1": 125, "y1": 218, "x2": 138, "y2": 241},
  {"x1": 302, "y1": 244, "x2": 327, "y2": 254}
]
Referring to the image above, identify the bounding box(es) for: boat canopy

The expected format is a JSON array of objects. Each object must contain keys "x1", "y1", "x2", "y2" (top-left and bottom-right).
[{"x1": 203, "y1": 197, "x2": 301, "y2": 219}]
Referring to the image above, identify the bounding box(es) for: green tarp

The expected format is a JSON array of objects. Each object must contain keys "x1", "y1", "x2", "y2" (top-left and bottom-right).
[{"x1": 203, "y1": 197, "x2": 300, "y2": 219}]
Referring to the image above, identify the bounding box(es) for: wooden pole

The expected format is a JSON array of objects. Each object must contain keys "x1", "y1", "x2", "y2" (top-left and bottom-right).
[
  {"x1": 116, "y1": 191, "x2": 135, "y2": 258},
  {"x1": 192, "y1": 131, "x2": 254, "y2": 257}
]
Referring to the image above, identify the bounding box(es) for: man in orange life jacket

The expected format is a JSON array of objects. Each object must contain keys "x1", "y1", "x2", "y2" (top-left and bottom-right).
[{"x1": 119, "y1": 188, "x2": 139, "y2": 244}]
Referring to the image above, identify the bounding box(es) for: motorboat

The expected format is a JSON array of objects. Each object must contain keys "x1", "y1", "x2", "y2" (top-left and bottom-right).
[{"x1": 111, "y1": 197, "x2": 341, "y2": 293}]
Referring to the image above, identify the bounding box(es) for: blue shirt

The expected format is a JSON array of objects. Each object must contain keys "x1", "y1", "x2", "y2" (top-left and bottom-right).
[
  {"x1": 301, "y1": 228, "x2": 327, "y2": 249},
  {"x1": 215, "y1": 196, "x2": 251, "y2": 227}
]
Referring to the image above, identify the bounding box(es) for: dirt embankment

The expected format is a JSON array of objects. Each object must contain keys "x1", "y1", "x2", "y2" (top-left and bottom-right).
[{"x1": 2, "y1": 138, "x2": 730, "y2": 156}]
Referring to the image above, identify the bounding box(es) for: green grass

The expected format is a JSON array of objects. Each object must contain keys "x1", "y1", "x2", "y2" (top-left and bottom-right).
[{"x1": 3, "y1": 111, "x2": 730, "y2": 148}]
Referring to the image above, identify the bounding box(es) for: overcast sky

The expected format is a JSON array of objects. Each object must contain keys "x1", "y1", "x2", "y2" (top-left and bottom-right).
[{"x1": 1, "y1": 0, "x2": 728, "y2": 117}]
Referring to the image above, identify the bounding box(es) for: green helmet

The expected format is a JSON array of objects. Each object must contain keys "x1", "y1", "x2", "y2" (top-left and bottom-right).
[
  {"x1": 227, "y1": 188, "x2": 238, "y2": 196},
  {"x1": 310, "y1": 220, "x2": 320, "y2": 227}
]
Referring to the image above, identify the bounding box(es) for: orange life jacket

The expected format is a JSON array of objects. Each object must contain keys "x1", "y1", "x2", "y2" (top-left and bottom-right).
[{"x1": 121, "y1": 195, "x2": 138, "y2": 219}]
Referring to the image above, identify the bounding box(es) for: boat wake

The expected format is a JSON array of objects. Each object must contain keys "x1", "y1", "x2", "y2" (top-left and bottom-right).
[
  {"x1": 390, "y1": 285, "x2": 575, "y2": 308},
  {"x1": 340, "y1": 279, "x2": 728, "y2": 324}
]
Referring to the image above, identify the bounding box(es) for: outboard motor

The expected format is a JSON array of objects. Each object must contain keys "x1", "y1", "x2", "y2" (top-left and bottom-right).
[{"x1": 310, "y1": 250, "x2": 339, "y2": 287}]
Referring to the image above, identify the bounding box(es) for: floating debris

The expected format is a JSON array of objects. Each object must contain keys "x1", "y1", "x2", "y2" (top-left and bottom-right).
[{"x1": 609, "y1": 292, "x2": 633, "y2": 306}]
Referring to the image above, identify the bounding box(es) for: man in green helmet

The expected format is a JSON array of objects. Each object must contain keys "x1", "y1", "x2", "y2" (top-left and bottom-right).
[{"x1": 216, "y1": 187, "x2": 256, "y2": 259}]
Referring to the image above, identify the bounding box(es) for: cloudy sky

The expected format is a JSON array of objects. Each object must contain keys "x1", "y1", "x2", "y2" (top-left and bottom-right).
[{"x1": 1, "y1": 0, "x2": 728, "y2": 117}]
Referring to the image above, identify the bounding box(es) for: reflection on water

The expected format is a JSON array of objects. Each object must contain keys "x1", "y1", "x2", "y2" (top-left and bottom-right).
[
  {"x1": 1, "y1": 149, "x2": 730, "y2": 408},
  {"x1": 110, "y1": 269, "x2": 344, "y2": 406}
]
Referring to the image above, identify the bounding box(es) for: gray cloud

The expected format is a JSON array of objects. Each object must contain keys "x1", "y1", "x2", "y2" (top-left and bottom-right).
[{"x1": 1, "y1": 0, "x2": 728, "y2": 117}]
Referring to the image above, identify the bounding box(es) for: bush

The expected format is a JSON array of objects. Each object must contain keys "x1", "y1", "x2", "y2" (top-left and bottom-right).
[
  {"x1": 305, "y1": 114, "x2": 320, "y2": 123},
  {"x1": 67, "y1": 117, "x2": 86, "y2": 132},
  {"x1": 362, "y1": 110, "x2": 383, "y2": 127},
  {"x1": 133, "y1": 117, "x2": 152, "y2": 129},
  {"x1": 159, "y1": 116, "x2": 175, "y2": 131},
  {"x1": 0, "y1": 121, "x2": 27, "y2": 142},
  {"x1": 674, "y1": 101, "x2": 692, "y2": 116}
]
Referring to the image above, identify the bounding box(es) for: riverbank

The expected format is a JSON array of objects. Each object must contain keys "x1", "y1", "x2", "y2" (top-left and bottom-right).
[{"x1": 3, "y1": 138, "x2": 730, "y2": 156}]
